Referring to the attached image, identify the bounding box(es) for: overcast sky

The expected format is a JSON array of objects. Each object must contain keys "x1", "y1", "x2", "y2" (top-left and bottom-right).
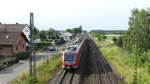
[{"x1": 0, "y1": 0, "x2": 149, "y2": 31}]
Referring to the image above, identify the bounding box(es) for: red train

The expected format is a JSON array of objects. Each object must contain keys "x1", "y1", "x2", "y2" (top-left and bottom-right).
[{"x1": 61, "y1": 38, "x2": 86, "y2": 69}]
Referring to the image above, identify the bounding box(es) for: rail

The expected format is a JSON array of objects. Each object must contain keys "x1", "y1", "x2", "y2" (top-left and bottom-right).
[
  {"x1": 56, "y1": 69, "x2": 67, "y2": 84},
  {"x1": 90, "y1": 38, "x2": 113, "y2": 84}
]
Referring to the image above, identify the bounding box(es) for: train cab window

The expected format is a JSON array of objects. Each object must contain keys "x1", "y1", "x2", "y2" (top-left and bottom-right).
[{"x1": 64, "y1": 54, "x2": 75, "y2": 61}]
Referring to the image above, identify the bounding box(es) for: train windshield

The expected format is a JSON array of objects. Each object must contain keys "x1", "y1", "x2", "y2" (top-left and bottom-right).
[{"x1": 64, "y1": 53, "x2": 75, "y2": 61}]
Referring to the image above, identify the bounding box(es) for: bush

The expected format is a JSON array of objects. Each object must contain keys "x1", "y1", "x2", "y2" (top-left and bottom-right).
[
  {"x1": 116, "y1": 36, "x2": 123, "y2": 47},
  {"x1": 55, "y1": 38, "x2": 65, "y2": 45},
  {"x1": 95, "y1": 34, "x2": 102, "y2": 41},
  {"x1": 15, "y1": 52, "x2": 29, "y2": 60},
  {"x1": 34, "y1": 41, "x2": 52, "y2": 50},
  {"x1": 102, "y1": 35, "x2": 107, "y2": 39},
  {"x1": 113, "y1": 36, "x2": 123, "y2": 47},
  {"x1": 113, "y1": 37, "x2": 117, "y2": 43}
]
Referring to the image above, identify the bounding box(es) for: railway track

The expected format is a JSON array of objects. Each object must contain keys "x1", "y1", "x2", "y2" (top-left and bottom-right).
[
  {"x1": 53, "y1": 39, "x2": 88, "y2": 84},
  {"x1": 48, "y1": 37, "x2": 120, "y2": 84},
  {"x1": 56, "y1": 69, "x2": 67, "y2": 84},
  {"x1": 54, "y1": 69, "x2": 76, "y2": 84},
  {"x1": 89, "y1": 38, "x2": 119, "y2": 84}
]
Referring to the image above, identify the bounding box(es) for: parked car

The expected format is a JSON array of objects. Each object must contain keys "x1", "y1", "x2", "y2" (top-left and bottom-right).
[
  {"x1": 67, "y1": 46, "x2": 77, "y2": 51},
  {"x1": 47, "y1": 46, "x2": 56, "y2": 51}
]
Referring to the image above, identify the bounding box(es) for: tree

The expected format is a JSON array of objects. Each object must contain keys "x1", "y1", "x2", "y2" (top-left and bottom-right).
[
  {"x1": 94, "y1": 33, "x2": 102, "y2": 41},
  {"x1": 113, "y1": 37, "x2": 117, "y2": 43},
  {"x1": 46, "y1": 29, "x2": 53, "y2": 39},
  {"x1": 33, "y1": 27, "x2": 40, "y2": 39},
  {"x1": 123, "y1": 8, "x2": 150, "y2": 53},
  {"x1": 39, "y1": 30, "x2": 46, "y2": 41},
  {"x1": 102, "y1": 35, "x2": 107, "y2": 39},
  {"x1": 123, "y1": 9, "x2": 150, "y2": 82},
  {"x1": 66, "y1": 29, "x2": 73, "y2": 33},
  {"x1": 78, "y1": 25, "x2": 82, "y2": 33},
  {"x1": 66, "y1": 25, "x2": 83, "y2": 38},
  {"x1": 33, "y1": 27, "x2": 39, "y2": 35},
  {"x1": 82, "y1": 30, "x2": 87, "y2": 33},
  {"x1": 116, "y1": 36, "x2": 123, "y2": 47}
]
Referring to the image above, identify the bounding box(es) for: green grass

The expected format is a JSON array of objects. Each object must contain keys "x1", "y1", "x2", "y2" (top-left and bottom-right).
[
  {"x1": 0, "y1": 57, "x2": 16, "y2": 69},
  {"x1": 8, "y1": 53, "x2": 61, "y2": 84},
  {"x1": 0, "y1": 57, "x2": 16, "y2": 63},
  {"x1": 94, "y1": 39, "x2": 150, "y2": 84}
]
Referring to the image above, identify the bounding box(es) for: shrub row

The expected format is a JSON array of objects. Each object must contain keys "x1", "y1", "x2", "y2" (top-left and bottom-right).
[
  {"x1": 15, "y1": 52, "x2": 29, "y2": 60},
  {"x1": 34, "y1": 41, "x2": 52, "y2": 50}
]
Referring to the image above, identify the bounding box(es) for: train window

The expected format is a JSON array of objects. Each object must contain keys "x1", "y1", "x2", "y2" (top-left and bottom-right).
[{"x1": 64, "y1": 54, "x2": 75, "y2": 61}]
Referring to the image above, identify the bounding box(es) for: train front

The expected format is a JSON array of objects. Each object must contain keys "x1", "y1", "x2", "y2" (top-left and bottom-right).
[{"x1": 62, "y1": 46, "x2": 78, "y2": 69}]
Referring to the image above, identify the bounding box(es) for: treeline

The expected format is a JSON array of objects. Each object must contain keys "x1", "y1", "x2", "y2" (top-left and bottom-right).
[
  {"x1": 122, "y1": 8, "x2": 150, "y2": 83},
  {"x1": 90, "y1": 30, "x2": 125, "y2": 34},
  {"x1": 33, "y1": 25, "x2": 84, "y2": 46},
  {"x1": 33, "y1": 25, "x2": 84, "y2": 41},
  {"x1": 32, "y1": 28, "x2": 65, "y2": 50},
  {"x1": 66, "y1": 25, "x2": 83, "y2": 38},
  {"x1": 33, "y1": 28, "x2": 62, "y2": 41},
  {"x1": 91, "y1": 32, "x2": 107, "y2": 41}
]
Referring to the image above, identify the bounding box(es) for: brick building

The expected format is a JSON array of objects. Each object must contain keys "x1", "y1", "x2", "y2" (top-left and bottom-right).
[{"x1": 0, "y1": 24, "x2": 30, "y2": 57}]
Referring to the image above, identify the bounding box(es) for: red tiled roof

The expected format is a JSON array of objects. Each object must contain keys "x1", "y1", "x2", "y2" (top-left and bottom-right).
[
  {"x1": 0, "y1": 24, "x2": 29, "y2": 45},
  {"x1": 0, "y1": 24, "x2": 27, "y2": 32},
  {"x1": 0, "y1": 32, "x2": 22, "y2": 45}
]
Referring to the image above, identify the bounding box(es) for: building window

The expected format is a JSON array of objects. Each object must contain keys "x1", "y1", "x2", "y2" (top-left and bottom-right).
[
  {"x1": 19, "y1": 41, "x2": 21, "y2": 45},
  {"x1": 16, "y1": 46, "x2": 18, "y2": 50},
  {"x1": 23, "y1": 44, "x2": 25, "y2": 48}
]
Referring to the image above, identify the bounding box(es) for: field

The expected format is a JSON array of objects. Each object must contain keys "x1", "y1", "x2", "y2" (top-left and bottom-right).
[
  {"x1": 94, "y1": 38, "x2": 150, "y2": 84},
  {"x1": 105, "y1": 34, "x2": 122, "y2": 40}
]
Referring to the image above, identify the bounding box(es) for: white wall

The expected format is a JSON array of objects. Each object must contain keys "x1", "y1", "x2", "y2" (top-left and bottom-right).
[{"x1": 22, "y1": 25, "x2": 30, "y2": 41}]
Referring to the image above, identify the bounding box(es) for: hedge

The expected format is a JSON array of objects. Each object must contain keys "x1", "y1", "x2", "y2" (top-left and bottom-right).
[{"x1": 15, "y1": 52, "x2": 29, "y2": 60}]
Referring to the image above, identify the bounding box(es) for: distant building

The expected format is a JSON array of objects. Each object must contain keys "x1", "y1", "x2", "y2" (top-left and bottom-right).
[
  {"x1": 60, "y1": 31, "x2": 72, "y2": 41},
  {"x1": 0, "y1": 24, "x2": 30, "y2": 57},
  {"x1": 34, "y1": 39, "x2": 41, "y2": 43}
]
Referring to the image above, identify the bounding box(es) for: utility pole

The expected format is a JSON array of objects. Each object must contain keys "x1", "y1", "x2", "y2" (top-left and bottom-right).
[
  {"x1": 29, "y1": 12, "x2": 33, "y2": 79},
  {"x1": 29, "y1": 12, "x2": 36, "y2": 84}
]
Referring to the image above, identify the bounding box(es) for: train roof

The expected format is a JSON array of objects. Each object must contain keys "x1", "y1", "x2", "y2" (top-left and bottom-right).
[{"x1": 64, "y1": 37, "x2": 85, "y2": 53}]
